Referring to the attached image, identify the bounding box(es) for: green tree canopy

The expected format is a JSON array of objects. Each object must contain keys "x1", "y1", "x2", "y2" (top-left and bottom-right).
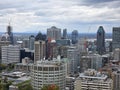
[{"x1": 41, "y1": 85, "x2": 59, "y2": 90}]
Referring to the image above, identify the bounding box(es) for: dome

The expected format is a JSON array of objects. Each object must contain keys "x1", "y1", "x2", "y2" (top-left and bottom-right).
[{"x1": 1, "y1": 33, "x2": 10, "y2": 41}]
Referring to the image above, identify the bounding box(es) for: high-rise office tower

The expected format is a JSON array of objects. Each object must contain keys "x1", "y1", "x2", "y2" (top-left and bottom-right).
[
  {"x1": 7, "y1": 24, "x2": 14, "y2": 45},
  {"x1": 71, "y1": 30, "x2": 78, "y2": 44},
  {"x1": 63, "y1": 29, "x2": 67, "y2": 39},
  {"x1": 80, "y1": 54, "x2": 103, "y2": 72},
  {"x1": 112, "y1": 27, "x2": 120, "y2": 50},
  {"x1": 29, "y1": 35, "x2": 35, "y2": 50},
  {"x1": 67, "y1": 46, "x2": 79, "y2": 76},
  {"x1": 96, "y1": 26, "x2": 105, "y2": 55},
  {"x1": 1, "y1": 45, "x2": 20, "y2": 64},
  {"x1": 31, "y1": 59, "x2": 66, "y2": 90},
  {"x1": 47, "y1": 26, "x2": 61, "y2": 40},
  {"x1": 23, "y1": 39, "x2": 29, "y2": 48},
  {"x1": 113, "y1": 48, "x2": 120, "y2": 61},
  {"x1": 34, "y1": 41, "x2": 46, "y2": 63}
]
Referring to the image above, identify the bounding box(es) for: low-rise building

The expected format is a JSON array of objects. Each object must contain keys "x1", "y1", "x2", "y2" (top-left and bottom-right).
[{"x1": 74, "y1": 69, "x2": 113, "y2": 90}]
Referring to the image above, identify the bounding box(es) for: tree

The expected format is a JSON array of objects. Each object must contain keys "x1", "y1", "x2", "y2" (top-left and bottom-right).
[{"x1": 41, "y1": 85, "x2": 59, "y2": 90}]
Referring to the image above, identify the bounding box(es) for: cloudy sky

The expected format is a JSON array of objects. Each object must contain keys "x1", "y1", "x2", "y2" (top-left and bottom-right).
[{"x1": 0, "y1": 0, "x2": 120, "y2": 33}]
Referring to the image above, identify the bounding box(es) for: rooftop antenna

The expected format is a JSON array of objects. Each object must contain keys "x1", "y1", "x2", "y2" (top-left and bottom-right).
[{"x1": 7, "y1": 18, "x2": 12, "y2": 34}]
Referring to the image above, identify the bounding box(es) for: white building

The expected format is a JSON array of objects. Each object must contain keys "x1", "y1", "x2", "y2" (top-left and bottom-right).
[
  {"x1": 2, "y1": 45, "x2": 20, "y2": 64},
  {"x1": 34, "y1": 41, "x2": 46, "y2": 63},
  {"x1": 74, "y1": 69, "x2": 113, "y2": 90},
  {"x1": 30, "y1": 59, "x2": 66, "y2": 90},
  {"x1": 67, "y1": 46, "x2": 79, "y2": 76},
  {"x1": 113, "y1": 48, "x2": 120, "y2": 61}
]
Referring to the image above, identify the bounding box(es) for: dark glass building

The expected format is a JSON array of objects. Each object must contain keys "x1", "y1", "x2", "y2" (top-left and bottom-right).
[
  {"x1": 20, "y1": 49, "x2": 34, "y2": 63},
  {"x1": 63, "y1": 29, "x2": 67, "y2": 39},
  {"x1": 71, "y1": 30, "x2": 78, "y2": 44},
  {"x1": 112, "y1": 27, "x2": 120, "y2": 50},
  {"x1": 7, "y1": 24, "x2": 14, "y2": 45},
  {"x1": 96, "y1": 26, "x2": 105, "y2": 55}
]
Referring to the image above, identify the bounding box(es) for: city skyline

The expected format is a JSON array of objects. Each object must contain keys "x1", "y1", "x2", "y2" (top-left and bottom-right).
[{"x1": 0, "y1": 0, "x2": 120, "y2": 33}]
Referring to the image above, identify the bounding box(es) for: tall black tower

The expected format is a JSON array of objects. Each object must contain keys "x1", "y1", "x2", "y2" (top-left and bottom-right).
[
  {"x1": 71, "y1": 30, "x2": 78, "y2": 44},
  {"x1": 7, "y1": 22, "x2": 14, "y2": 45},
  {"x1": 96, "y1": 26, "x2": 105, "y2": 55}
]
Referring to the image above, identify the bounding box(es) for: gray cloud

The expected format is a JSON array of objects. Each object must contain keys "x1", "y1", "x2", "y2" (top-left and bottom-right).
[{"x1": 0, "y1": 0, "x2": 119, "y2": 33}]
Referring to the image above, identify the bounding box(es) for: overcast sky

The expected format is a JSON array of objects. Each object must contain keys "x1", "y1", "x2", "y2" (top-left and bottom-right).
[{"x1": 0, "y1": 0, "x2": 120, "y2": 33}]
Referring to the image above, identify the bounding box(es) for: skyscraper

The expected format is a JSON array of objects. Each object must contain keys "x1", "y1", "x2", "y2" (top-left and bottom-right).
[
  {"x1": 7, "y1": 24, "x2": 14, "y2": 45},
  {"x1": 96, "y1": 26, "x2": 105, "y2": 55},
  {"x1": 47, "y1": 26, "x2": 61, "y2": 40},
  {"x1": 34, "y1": 41, "x2": 46, "y2": 63},
  {"x1": 29, "y1": 35, "x2": 35, "y2": 50},
  {"x1": 71, "y1": 30, "x2": 78, "y2": 44},
  {"x1": 112, "y1": 27, "x2": 120, "y2": 50},
  {"x1": 67, "y1": 46, "x2": 79, "y2": 76},
  {"x1": 63, "y1": 29, "x2": 67, "y2": 39}
]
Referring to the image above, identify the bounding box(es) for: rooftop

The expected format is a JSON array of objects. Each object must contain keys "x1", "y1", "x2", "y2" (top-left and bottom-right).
[{"x1": 79, "y1": 69, "x2": 108, "y2": 80}]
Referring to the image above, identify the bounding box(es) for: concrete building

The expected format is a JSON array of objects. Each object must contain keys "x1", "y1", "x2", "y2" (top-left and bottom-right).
[
  {"x1": 30, "y1": 59, "x2": 66, "y2": 90},
  {"x1": 74, "y1": 69, "x2": 113, "y2": 90},
  {"x1": 80, "y1": 54, "x2": 103, "y2": 72},
  {"x1": 45, "y1": 39, "x2": 57, "y2": 59},
  {"x1": 15, "y1": 57, "x2": 32, "y2": 72},
  {"x1": 47, "y1": 26, "x2": 61, "y2": 40},
  {"x1": 96, "y1": 26, "x2": 105, "y2": 55},
  {"x1": 23, "y1": 39, "x2": 29, "y2": 48},
  {"x1": 66, "y1": 77, "x2": 75, "y2": 90},
  {"x1": 29, "y1": 35, "x2": 35, "y2": 50},
  {"x1": 0, "y1": 41, "x2": 10, "y2": 62},
  {"x1": 1, "y1": 45, "x2": 20, "y2": 64},
  {"x1": 112, "y1": 69, "x2": 120, "y2": 90},
  {"x1": 112, "y1": 27, "x2": 120, "y2": 50},
  {"x1": 67, "y1": 46, "x2": 80, "y2": 76},
  {"x1": 34, "y1": 41, "x2": 46, "y2": 63},
  {"x1": 113, "y1": 48, "x2": 120, "y2": 61}
]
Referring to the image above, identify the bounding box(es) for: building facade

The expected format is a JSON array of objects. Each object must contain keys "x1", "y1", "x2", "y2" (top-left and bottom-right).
[
  {"x1": 30, "y1": 59, "x2": 66, "y2": 90},
  {"x1": 112, "y1": 27, "x2": 120, "y2": 50},
  {"x1": 96, "y1": 26, "x2": 105, "y2": 55},
  {"x1": 71, "y1": 30, "x2": 78, "y2": 44},
  {"x1": 47, "y1": 26, "x2": 61, "y2": 40},
  {"x1": 0, "y1": 41, "x2": 10, "y2": 62},
  {"x1": 29, "y1": 35, "x2": 35, "y2": 50},
  {"x1": 112, "y1": 70, "x2": 120, "y2": 90},
  {"x1": 74, "y1": 69, "x2": 113, "y2": 90},
  {"x1": 63, "y1": 29, "x2": 67, "y2": 39},
  {"x1": 34, "y1": 41, "x2": 46, "y2": 63},
  {"x1": 80, "y1": 54, "x2": 103, "y2": 72},
  {"x1": 1, "y1": 45, "x2": 20, "y2": 64},
  {"x1": 67, "y1": 46, "x2": 79, "y2": 76}
]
